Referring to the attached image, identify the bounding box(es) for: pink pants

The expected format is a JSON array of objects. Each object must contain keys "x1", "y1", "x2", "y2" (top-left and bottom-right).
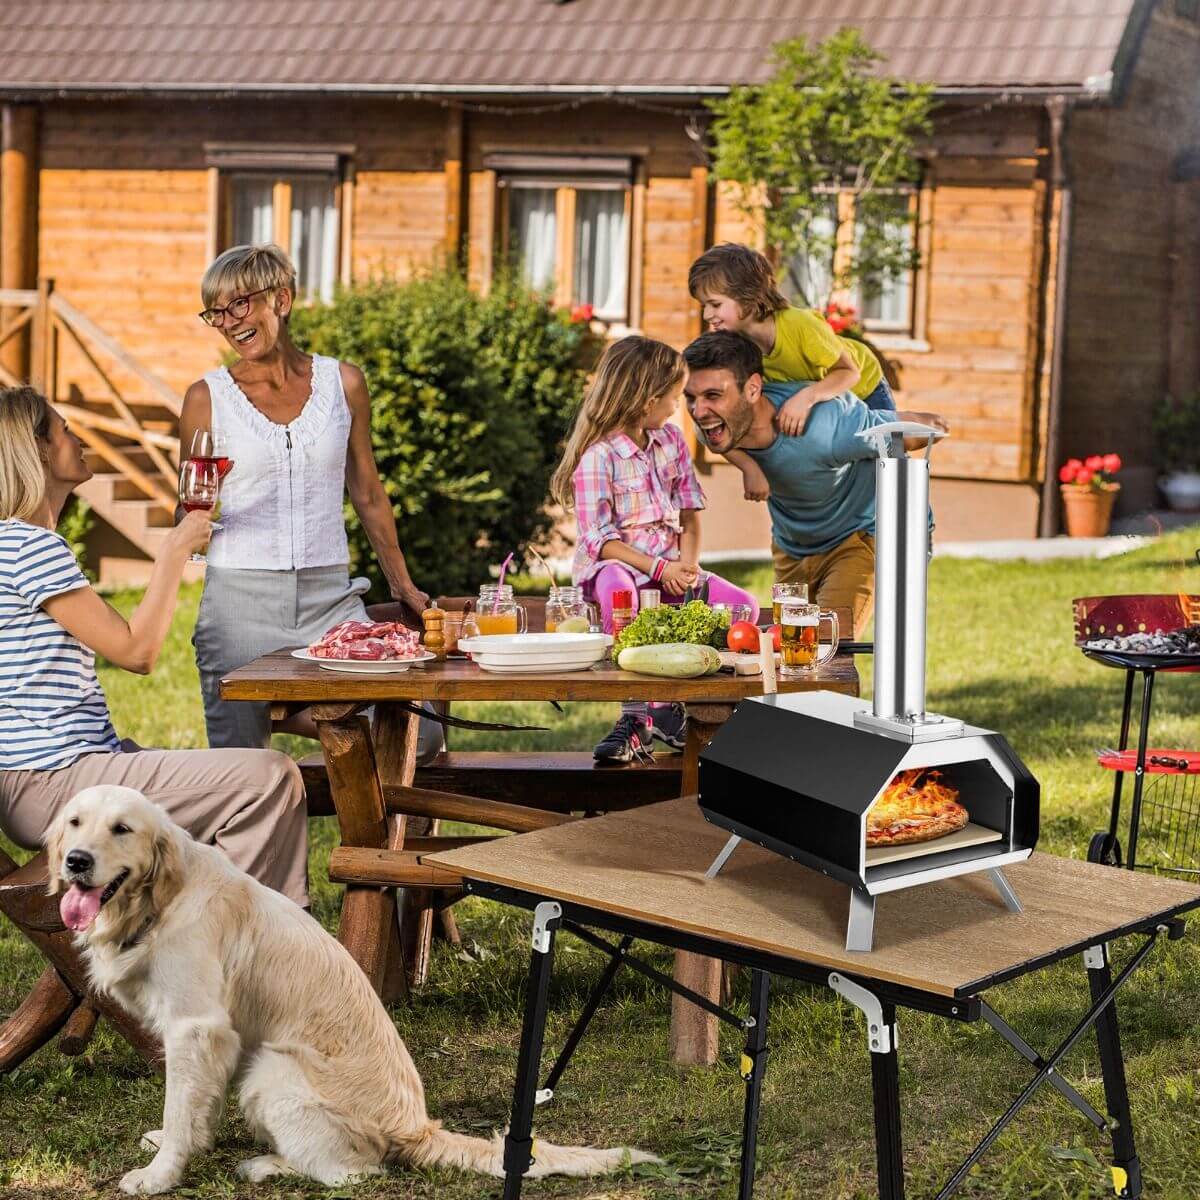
[{"x1": 588, "y1": 563, "x2": 760, "y2": 635}]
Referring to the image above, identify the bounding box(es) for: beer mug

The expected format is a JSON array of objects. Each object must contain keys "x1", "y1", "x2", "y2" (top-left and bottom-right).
[
  {"x1": 771, "y1": 581, "x2": 809, "y2": 625},
  {"x1": 778, "y1": 600, "x2": 839, "y2": 676}
]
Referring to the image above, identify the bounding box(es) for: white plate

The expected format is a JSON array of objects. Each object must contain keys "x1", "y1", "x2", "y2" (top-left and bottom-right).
[
  {"x1": 458, "y1": 632, "x2": 612, "y2": 668},
  {"x1": 473, "y1": 659, "x2": 603, "y2": 675},
  {"x1": 290, "y1": 647, "x2": 437, "y2": 673}
]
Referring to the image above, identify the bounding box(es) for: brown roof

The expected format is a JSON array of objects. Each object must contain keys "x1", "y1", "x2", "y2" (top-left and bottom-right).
[{"x1": 0, "y1": 0, "x2": 1147, "y2": 97}]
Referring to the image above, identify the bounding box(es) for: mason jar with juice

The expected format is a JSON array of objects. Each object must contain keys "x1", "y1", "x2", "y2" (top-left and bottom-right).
[
  {"x1": 471, "y1": 584, "x2": 527, "y2": 635},
  {"x1": 544, "y1": 585, "x2": 599, "y2": 634}
]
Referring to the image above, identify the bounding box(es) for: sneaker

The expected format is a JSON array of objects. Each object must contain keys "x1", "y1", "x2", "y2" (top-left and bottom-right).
[
  {"x1": 647, "y1": 703, "x2": 687, "y2": 752},
  {"x1": 593, "y1": 712, "x2": 652, "y2": 764}
]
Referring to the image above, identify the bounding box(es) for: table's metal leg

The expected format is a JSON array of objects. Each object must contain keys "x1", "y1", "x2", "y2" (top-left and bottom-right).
[
  {"x1": 738, "y1": 970, "x2": 771, "y2": 1200},
  {"x1": 846, "y1": 888, "x2": 876, "y2": 953},
  {"x1": 503, "y1": 901, "x2": 562, "y2": 1200},
  {"x1": 871, "y1": 1002, "x2": 904, "y2": 1200},
  {"x1": 1125, "y1": 671, "x2": 1156, "y2": 871},
  {"x1": 1085, "y1": 944, "x2": 1142, "y2": 1199}
]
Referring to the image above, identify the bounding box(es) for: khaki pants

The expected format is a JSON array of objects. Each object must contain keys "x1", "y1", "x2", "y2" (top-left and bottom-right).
[
  {"x1": 0, "y1": 745, "x2": 308, "y2": 907},
  {"x1": 772, "y1": 531, "x2": 876, "y2": 639}
]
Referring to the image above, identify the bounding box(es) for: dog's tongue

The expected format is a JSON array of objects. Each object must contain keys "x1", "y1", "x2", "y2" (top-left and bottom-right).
[{"x1": 60, "y1": 884, "x2": 103, "y2": 932}]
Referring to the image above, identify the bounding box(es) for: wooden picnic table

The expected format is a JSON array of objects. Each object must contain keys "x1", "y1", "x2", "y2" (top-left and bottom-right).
[{"x1": 220, "y1": 649, "x2": 860, "y2": 1065}]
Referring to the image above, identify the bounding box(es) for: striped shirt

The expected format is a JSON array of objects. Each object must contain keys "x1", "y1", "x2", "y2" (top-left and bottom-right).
[{"x1": 0, "y1": 520, "x2": 120, "y2": 771}]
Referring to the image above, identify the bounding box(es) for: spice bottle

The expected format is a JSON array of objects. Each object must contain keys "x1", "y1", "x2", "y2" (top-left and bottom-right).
[{"x1": 610, "y1": 589, "x2": 635, "y2": 641}]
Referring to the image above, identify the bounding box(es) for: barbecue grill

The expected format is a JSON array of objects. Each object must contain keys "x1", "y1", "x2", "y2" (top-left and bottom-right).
[{"x1": 699, "y1": 422, "x2": 1041, "y2": 951}]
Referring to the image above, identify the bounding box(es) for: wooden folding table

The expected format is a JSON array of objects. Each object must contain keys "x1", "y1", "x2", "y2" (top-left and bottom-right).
[
  {"x1": 221, "y1": 650, "x2": 859, "y2": 1064},
  {"x1": 428, "y1": 798, "x2": 1200, "y2": 1200}
]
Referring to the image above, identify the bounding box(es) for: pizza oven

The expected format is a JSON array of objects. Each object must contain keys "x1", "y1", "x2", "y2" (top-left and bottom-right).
[
  {"x1": 698, "y1": 423, "x2": 1040, "y2": 951},
  {"x1": 698, "y1": 691, "x2": 1039, "y2": 950}
]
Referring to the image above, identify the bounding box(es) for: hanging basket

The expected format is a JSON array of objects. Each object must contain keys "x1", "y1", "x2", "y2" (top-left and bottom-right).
[{"x1": 1061, "y1": 483, "x2": 1120, "y2": 538}]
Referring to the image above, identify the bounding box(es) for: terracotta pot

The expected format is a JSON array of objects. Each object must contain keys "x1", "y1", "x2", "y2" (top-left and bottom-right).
[{"x1": 1061, "y1": 483, "x2": 1119, "y2": 537}]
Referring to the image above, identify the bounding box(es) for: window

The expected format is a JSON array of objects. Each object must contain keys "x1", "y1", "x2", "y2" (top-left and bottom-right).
[
  {"x1": 206, "y1": 145, "x2": 353, "y2": 304},
  {"x1": 491, "y1": 154, "x2": 633, "y2": 322},
  {"x1": 227, "y1": 175, "x2": 340, "y2": 302},
  {"x1": 785, "y1": 189, "x2": 919, "y2": 334}
]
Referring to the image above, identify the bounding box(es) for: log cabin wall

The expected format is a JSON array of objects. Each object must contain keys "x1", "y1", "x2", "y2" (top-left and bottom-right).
[
  {"x1": 1062, "y1": 4, "x2": 1200, "y2": 514},
  {"x1": 21, "y1": 90, "x2": 1145, "y2": 550}
]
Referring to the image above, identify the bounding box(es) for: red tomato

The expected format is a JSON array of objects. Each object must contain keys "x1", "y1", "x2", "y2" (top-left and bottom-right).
[
  {"x1": 727, "y1": 621, "x2": 760, "y2": 653},
  {"x1": 767, "y1": 624, "x2": 783, "y2": 651}
]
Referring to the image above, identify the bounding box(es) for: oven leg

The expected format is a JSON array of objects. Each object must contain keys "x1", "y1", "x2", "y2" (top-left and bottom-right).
[
  {"x1": 705, "y1": 833, "x2": 742, "y2": 879},
  {"x1": 738, "y1": 970, "x2": 771, "y2": 1200},
  {"x1": 502, "y1": 901, "x2": 562, "y2": 1200},
  {"x1": 1085, "y1": 944, "x2": 1142, "y2": 1199},
  {"x1": 986, "y1": 867, "x2": 1023, "y2": 914},
  {"x1": 846, "y1": 888, "x2": 876, "y2": 953}
]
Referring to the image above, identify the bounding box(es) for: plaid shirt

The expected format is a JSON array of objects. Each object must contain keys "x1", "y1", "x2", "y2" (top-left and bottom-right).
[{"x1": 571, "y1": 423, "x2": 706, "y2": 587}]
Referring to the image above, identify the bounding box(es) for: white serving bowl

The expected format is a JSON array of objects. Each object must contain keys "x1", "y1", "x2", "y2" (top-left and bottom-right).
[{"x1": 457, "y1": 632, "x2": 612, "y2": 673}]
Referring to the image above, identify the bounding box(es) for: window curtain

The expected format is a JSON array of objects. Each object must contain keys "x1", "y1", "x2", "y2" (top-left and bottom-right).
[
  {"x1": 574, "y1": 190, "x2": 628, "y2": 320},
  {"x1": 290, "y1": 177, "x2": 339, "y2": 302},
  {"x1": 509, "y1": 187, "x2": 557, "y2": 291},
  {"x1": 231, "y1": 177, "x2": 274, "y2": 247},
  {"x1": 860, "y1": 214, "x2": 913, "y2": 328},
  {"x1": 786, "y1": 212, "x2": 836, "y2": 310}
]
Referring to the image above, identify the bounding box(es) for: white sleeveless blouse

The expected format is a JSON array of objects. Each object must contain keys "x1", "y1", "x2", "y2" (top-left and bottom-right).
[{"x1": 204, "y1": 354, "x2": 351, "y2": 570}]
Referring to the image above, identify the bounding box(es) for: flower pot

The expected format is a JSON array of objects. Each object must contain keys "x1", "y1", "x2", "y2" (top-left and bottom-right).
[
  {"x1": 1161, "y1": 471, "x2": 1200, "y2": 513},
  {"x1": 1061, "y1": 483, "x2": 1119, "y2": 538}
]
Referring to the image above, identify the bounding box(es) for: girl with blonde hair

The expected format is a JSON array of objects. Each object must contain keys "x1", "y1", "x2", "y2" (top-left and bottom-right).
[
  {"x1": 552, "y1": 336, "x2": 758, "y2": 762},
  {"x1": 184, "y1": 243, "x2": 440, "y2": 756},
  {"x1": 0, "y1": 386, "x2": 309, "y2": 906}
]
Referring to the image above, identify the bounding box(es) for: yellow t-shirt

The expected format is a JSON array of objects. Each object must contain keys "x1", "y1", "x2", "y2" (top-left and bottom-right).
[{"x1": 761, "y1": 307, "x2": 882, "y2": 400}]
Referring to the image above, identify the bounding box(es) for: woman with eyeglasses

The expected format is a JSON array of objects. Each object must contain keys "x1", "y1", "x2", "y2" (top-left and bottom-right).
[{"x1": 183, "y1": 244, "x2": 442, "y2": 756}]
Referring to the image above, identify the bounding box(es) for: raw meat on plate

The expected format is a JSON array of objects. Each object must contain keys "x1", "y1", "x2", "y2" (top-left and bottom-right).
[{"x1": 308, "y1": 620, "x2": 422, "y2": 660}]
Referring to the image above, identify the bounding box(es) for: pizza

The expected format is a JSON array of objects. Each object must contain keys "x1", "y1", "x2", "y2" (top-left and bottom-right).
[{"x1": 866, "y1": 769, "x2": 969, "y2": 847}]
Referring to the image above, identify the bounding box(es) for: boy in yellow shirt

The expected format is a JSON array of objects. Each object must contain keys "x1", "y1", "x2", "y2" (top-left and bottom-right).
[{"x1": 688, "y1": 242, "x2": 895, "y2": 500}]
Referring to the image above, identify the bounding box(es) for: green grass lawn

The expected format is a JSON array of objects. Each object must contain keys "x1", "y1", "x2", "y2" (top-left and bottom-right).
[{"x1": 4, "y1": 530, "x2": 1200, "y2": 1199}]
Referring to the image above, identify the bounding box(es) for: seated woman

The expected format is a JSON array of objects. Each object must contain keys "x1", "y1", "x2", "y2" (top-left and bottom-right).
[
  {"x1": 0, "y1": 386, "x2": 308, "y2": 908},
  {"x1": 184, "y1": 242, "x2": 441, "y2": 759}
]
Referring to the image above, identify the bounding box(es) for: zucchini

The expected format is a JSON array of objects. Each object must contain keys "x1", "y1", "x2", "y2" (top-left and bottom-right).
[{"x1": 617, "y1": 642, "x2": 721, "y2": 678}]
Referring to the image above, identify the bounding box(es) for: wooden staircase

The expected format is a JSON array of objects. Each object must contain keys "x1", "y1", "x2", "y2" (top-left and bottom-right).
[{"x1": 0, "y1": 280, "x2": 192, "y2": 586}]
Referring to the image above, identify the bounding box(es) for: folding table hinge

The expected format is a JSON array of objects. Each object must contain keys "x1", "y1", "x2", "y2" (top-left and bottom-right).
[
  {"x1": 535, "y1": 1088, "x2": 553, "y2": 1106},
  {"x1": 531, "y1": 901, "x2": 562, "y2": 953},
  {"x1": 829, "y1": 972, "x2": 894, "y2": 1054},
  {"x1": 739, "y1": 1045, "x2": 770, "y2": 1082},
  {"x1": 1083, "y1": 943, "x2": 1108, "y2": 970}
]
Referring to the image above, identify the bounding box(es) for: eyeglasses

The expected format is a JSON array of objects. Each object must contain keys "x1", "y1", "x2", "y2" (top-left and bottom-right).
[{"x1": 198, "y1": 287, "x2": 274, "y2": 328}]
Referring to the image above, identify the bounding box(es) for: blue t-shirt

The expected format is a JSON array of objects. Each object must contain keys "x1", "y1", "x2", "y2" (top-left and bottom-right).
[
  {"x1": 0, "y1": 520, "x2": 120, "y2": 770},
  {"x1": 745, "y1": 382, "x2": 893, "y2": 559}
]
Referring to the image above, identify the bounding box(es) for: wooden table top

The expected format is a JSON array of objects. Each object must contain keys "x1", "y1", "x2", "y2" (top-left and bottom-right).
[
  {"x1": 220, "y1": 649, "x2": 860, "y2": 704},
  {"x1": 428, "y1": 798, "x2": 1200, "y2": 997}
]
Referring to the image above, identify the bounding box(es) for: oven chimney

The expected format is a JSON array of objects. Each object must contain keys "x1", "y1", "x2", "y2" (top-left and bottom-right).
[{"x1": 853, "y1": 424, "x2": 963, "y2": 743}]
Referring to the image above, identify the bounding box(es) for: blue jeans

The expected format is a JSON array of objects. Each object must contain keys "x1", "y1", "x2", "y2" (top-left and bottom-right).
[{"x1": 862, "y1": 376, "x2": 896, "y2": 411}]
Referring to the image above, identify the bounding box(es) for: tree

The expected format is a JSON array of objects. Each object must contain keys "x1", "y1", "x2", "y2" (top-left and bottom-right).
[{"x1": 707, "y1": 28, "x2": 935, "y2": 309}]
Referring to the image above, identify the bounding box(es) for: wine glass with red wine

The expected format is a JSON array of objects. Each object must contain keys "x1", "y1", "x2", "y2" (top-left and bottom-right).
[
  {"x1": 188, "y1": 429, "x2": 234, "y2": 481},
  {"x1": 178, "y1": 457, "x2": 220, "y2": 562}
]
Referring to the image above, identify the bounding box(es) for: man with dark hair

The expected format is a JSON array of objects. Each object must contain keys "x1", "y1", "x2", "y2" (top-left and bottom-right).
[{"x1": 682, "y1": 331, "x2": 946, "y2": 636}]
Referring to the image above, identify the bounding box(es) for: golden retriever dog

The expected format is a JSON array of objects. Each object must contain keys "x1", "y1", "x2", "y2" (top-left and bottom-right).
[{"x1": 47, "y1": 785, "x2": 657, "y2": 1195}]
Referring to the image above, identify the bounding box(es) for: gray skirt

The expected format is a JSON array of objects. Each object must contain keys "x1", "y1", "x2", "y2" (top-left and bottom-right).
[{"x1": 193, "y1": 565, "x2": 442, "y2": 762}]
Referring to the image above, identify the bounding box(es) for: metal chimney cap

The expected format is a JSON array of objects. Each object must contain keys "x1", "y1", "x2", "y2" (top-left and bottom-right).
[{"x1": 856, "y1": 421, "x2": 946, "y2": 459}]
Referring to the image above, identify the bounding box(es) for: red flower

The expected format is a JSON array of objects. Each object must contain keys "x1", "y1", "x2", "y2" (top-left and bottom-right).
[
  {"x1": 1075, "y1": 467, "x2": 1094, "y2": 486},
  {"x1": 1059, "y1": 458, "x2": 1083, "y2": 483},
  {"x1": 569, "y1": 304, "x2": 594, "y2": 324},
  {"x1": 1102, "y1": 453, "x2": 1122, "y2": 474},
  {"x1": 1084, "y1": 454, "x2": 1104, "y2": 472}
]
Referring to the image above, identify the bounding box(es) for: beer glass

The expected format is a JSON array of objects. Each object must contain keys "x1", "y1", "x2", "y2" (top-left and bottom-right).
[
  {"x1": 772, "y1": 581, "x2": 809, "y2": 625},
  {"x1": 778, "y1": 600, "x2": 839, "y2": 676}
]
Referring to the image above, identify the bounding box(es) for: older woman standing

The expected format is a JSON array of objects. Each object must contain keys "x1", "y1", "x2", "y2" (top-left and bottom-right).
[
  {"x1": 184, "y1": 244, "x2": 441, "y2": 755},
  {"x1": 0, "y1": 387, "x2": 309, "y2": 906}
]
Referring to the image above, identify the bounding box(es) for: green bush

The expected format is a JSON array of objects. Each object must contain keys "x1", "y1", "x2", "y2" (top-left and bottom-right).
[
  {"x1": 1153, "y1": 392, "x2": 1200, "y2": 474},
  {"x1": 58, "y1": 496, "x2": 95, "y2": 580},
  {"x1": 291, "y1": 271, "x2": 600, "y2": 597}
]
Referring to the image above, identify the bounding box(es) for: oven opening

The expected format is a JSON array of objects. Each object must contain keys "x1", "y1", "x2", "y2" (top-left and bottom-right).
[{"x1": 864, "y1": 759, "x2": 1013, "y2": 883}]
